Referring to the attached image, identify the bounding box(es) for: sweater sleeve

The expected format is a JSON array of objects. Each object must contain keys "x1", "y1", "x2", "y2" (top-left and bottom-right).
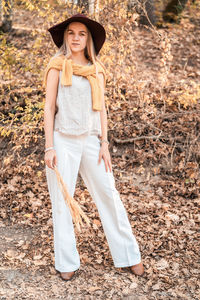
[{"x1": 42, "y1": 56, "x2": 64, "y2": 89}]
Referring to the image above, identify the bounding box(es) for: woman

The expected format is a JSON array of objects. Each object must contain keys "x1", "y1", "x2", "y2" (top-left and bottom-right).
[{"x1": 43, "y1": 14, "x2": 144, "y2": 281}]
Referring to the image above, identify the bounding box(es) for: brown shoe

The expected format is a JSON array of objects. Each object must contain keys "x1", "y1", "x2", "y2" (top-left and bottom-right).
[
  {"x1": 60, "y1": 271, "x2": 76, "y2": 281},
  {"x1": 130, "y1": 262, "x2": 144, "y2": 276}
]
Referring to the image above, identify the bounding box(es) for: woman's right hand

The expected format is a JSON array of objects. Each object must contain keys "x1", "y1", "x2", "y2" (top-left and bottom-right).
[{"x1": 45, "y1": 149, "x2": 57, "y2": 169}]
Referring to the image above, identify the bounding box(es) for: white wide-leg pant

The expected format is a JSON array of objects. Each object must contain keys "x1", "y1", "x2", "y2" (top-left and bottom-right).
[{"x1": 46, "y1": 131, "x2": 141, "y2": 272}]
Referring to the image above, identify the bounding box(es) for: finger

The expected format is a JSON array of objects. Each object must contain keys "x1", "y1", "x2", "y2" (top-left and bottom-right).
[
  {"x1": 106, "y1": 157, "x2": 112, "y2": 173},
  {"x1": 55, "y1": 154, "x2": 58, "y2": 167},
  {"x1": 50, "y1": 159, "x2": 54, "y2": 169},
  {"x1": 46, "y1": 161, "x2": 51, "y2": 169},
  {"x1": 52, "y1": 156, "x2": 55, "y2": 169},
  {"x1": 98, "y1": 152, "x2": 102, "y2": 164},
  {"x1": 52, "y1": 154, "x2": 57, "y2": 169},
  {"x1": 45, "y1": 159, "x2": 50, "y2": 168},
  {"x1": 104, "y1": 158, "x2": 108, "y2": 172},
  {"x1": 46, "y1": 159, "x2": 53, "y2": 169},
  {"x1": 108, "y1": 155, "x2": 112, "y2": 172},
  {"x1": 47, "y1": 158, "x2": 52, "y2": 169},
  {"x1": 108, "y1": 160, "x2": 112, "y2": 172}
]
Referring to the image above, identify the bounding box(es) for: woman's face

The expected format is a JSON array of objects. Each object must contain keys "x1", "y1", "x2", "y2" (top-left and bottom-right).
[{"x1": 65, "y1": 22, "x2": 88, "y2": 54}]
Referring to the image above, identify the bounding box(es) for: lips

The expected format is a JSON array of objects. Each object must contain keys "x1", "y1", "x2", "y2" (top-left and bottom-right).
[{"x1": 72, "y1": 43, "x2": 80, "y2": 46}]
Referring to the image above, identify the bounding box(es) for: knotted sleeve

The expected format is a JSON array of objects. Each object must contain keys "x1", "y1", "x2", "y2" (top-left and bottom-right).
[
  {"x1": 60, "y1": 59, "x2": 73, "y2": 86},
  {"x1": 87, "y1": 62, "x2": 106, "y2": 111},
  {"x1": 87, "y1": 75, "x2": 102, "y2": 111}
]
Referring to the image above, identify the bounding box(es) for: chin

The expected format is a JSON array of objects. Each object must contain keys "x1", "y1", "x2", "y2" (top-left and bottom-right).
[
  {"x1": 71, "y1": 48, "x2": 80, "y2": 51},
  {"x1": 71, "y1": 48, "x2": 84, "y2": 54}
]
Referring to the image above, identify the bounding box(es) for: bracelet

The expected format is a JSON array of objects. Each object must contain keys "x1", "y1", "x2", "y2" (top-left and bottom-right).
[
  {"x1": 100, "y1": 140, "x2": 109, "y2": 145},
  {"x1": 45, "y1": 147, "x2": 54, "y2": 153}
]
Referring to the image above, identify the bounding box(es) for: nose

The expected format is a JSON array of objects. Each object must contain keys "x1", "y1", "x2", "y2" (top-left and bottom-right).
[{"x1": 73, "y1": 34, "x2": 79, "y2": 41}]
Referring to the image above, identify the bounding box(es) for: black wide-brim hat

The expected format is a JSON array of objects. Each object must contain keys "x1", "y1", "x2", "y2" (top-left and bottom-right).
[{"x1": 48, "y1": 14, "x2": 106, "y2": 55}]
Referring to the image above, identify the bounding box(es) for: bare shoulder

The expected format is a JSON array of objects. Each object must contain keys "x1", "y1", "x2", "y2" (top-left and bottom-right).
[
  {"x1": 46, "y1": 69, "x2": 60, "y2": 89},
  {"x1": 47, "y1": 68, "x2": 60, "y2": 80}
]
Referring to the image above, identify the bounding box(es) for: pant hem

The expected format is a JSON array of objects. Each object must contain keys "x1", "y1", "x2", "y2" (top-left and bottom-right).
[
  {"x1": 55, "y1": 265, "x2": 80, "y2": 273},
  {"x1": 114, "y1": 258, "x2": 141, "y2": 268}
]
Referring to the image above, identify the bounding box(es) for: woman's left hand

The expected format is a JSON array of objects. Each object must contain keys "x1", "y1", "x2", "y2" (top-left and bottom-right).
[{"x1": 98, "y1": 143, "x2": 112, "y2": 172}]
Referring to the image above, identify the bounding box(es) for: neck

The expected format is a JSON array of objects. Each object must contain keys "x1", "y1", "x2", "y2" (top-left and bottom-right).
[{"x1": 70, "y1": 51, "x2": 89, "y2": 66}]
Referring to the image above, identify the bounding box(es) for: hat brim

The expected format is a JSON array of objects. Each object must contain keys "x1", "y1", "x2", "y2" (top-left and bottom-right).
[{"x1": 48, "y1": 14, "x2": 106, "y2": 55}]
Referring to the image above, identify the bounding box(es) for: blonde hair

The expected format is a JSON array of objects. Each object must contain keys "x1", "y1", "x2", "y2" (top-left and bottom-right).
[{"x1": 53, "y1": 23, "x2": 105, "y2": 83}]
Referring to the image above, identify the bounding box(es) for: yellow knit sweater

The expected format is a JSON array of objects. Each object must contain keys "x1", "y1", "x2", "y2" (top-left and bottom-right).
[{"x1": 43, "y1": 55, "x2": 106, "y2": 111}]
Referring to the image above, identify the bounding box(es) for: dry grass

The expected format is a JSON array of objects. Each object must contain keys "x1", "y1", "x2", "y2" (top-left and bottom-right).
[{"x1": 54, "y1": 166, "x2": 90, "y2": 232}]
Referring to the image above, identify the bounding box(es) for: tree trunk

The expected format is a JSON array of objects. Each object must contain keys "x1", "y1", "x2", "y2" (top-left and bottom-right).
[
  {"x1": 88, "y1": 0, "x2": 95, "y2": 14},
  {"x1": 88, "y1": 0, "x2": 100, "y2": 19},
  {"x1": 163, "y1": 0, "x2": 188, "y2": 22},
  {"x1": 138, "y1": 0, "x2": 189, "y2": 26},
  {"x1": 1, "y1": 0, "x2": 12, "y2": 32}
]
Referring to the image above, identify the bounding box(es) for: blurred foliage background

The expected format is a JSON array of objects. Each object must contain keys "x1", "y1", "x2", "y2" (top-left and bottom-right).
[
  {"x1": 0, "y1": 3, "x2": 199, "y2": 298},
  {"x1": 0, "y1": 0, "x2": 199, "y2": 187}
]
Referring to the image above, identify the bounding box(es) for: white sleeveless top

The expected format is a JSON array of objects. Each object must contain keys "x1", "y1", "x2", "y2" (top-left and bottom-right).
[{"x1": 54, "y1": 70, "x2": 102, "y2": 136}]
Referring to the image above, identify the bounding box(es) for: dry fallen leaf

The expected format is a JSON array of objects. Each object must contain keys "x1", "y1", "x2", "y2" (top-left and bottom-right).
[
  {"x1": 156, "y1": 258, "x2": 169, "y2": 270},
  {"x1": 5, "y1": 249, "x2": 18, "y2": 259}
]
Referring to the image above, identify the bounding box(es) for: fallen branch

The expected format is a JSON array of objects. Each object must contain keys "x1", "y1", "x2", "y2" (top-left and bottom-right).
[
  {"x1": 113, "y1": 134, "x2": 200, "y2": 145},
  {"x1": 113, "y1": 134, "x2": 163, "y2": 144}
]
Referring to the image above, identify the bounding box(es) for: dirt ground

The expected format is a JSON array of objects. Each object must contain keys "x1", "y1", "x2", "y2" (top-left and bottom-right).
[{"x1": 0, "y1": 166, "x2": 199, "y2": 299}]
